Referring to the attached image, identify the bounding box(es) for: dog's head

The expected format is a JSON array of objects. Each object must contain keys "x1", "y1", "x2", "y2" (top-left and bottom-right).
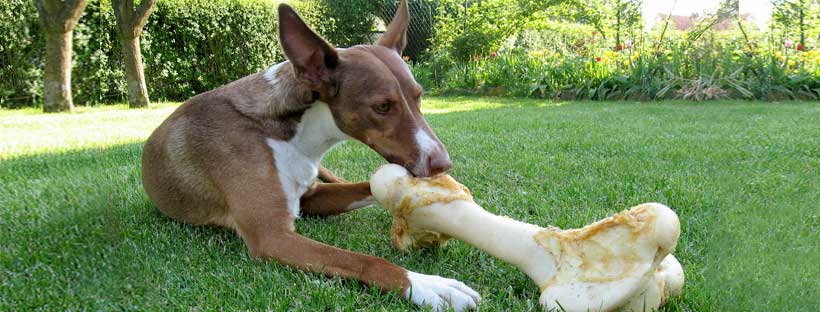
[{"x1": 277, "y1": 0, "x2": 450, "y2": 177}]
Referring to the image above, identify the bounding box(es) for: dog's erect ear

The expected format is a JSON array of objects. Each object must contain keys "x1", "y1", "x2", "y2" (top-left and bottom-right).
[
  {"x1": 278, "y1": 4, "x2": 338, "y2": 91},
  {"x1": 377, "y1": 0, "x2": 409, "y2": 55}
]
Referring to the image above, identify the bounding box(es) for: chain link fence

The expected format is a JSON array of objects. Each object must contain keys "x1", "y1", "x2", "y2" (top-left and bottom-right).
[{"x1": 371, "y1": 0, "x2": 439, "y2": 60}]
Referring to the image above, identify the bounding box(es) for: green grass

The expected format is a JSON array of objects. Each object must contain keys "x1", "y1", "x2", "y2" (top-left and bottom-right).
[{"x1": 1, "y1": 97, "x2": 818, "y2": 311}]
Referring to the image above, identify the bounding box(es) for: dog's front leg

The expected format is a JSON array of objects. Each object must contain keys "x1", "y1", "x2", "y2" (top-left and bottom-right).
[
  {"x1": 317, "y1": 165, "x2": 349, "y2": 183},
  {"x1": 299, "y1": 182, "x2": 376, "y2": 216},
  {"x1": 233, "y1": 208, "x2": 481, "y2": 311}
]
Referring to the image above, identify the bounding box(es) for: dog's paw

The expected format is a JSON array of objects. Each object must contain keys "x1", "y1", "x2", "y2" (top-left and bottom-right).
[{"x1": 405, "y1": 271, "x2": 481, "y2": 311}]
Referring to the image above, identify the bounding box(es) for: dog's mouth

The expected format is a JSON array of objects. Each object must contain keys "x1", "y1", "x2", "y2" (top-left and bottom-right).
[{"x1": 380, "y1": 153, "x2": 423, "y2": 177}]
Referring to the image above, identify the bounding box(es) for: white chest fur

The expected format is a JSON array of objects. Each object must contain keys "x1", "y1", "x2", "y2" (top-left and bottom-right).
[{"x1": 266, "y1": 102, "x2": 351, "y2": 217}]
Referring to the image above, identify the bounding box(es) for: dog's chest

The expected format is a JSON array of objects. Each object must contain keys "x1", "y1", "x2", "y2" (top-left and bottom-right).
[
  {"x1": 266, "y1": 138, "x2": 320, "y2": 218},
  {"x1": 263, "y1": 102, "x2": 350, "y2": 218}
]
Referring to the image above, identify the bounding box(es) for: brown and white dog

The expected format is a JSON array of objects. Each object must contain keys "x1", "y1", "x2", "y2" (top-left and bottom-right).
[{"x1": 140, "y1": 1, "x2": 480, "y2": 311}]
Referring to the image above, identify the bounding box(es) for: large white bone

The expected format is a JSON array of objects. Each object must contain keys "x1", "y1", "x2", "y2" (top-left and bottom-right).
[{"x1": 370, "y1": 164, "x2": 684, "y2": 312}]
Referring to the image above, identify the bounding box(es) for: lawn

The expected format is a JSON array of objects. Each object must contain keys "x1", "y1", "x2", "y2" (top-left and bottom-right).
[{"x1": 1, "y1": 97, "x2": 818, "y2": 311}]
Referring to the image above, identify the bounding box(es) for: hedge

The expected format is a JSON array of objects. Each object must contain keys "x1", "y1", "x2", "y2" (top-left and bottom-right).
[
  {"x1": 0, "y1": 0, "x2": 44, "y2": 107},
  {"x1": 0, "y1": 0, "x2": 387, "y2": 108}
]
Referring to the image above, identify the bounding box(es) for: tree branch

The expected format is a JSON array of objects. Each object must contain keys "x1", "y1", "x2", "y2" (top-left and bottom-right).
[
  {"x1": 34, "y1": 0, "x2": 87, "y2": 32},
  {"x1": 134, "y1": 0, "x2": 157, "y2": 29},
  {"x1": 113, "y1": 0, "x2": 155, "y2": 37}
]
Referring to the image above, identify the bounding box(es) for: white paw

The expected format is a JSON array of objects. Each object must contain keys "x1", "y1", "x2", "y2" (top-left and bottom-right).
[{"x1": 405, "y1": 271, "x2": 481, "y2": 312}]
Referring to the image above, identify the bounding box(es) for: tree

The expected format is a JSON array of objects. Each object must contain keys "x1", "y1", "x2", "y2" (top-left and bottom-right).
[
  {"x1": 112, "y1": 0, "x2": 155, "y2": 108},
  {"x1": 34, "y1": 0, "x2": 88, "y2": 113}
]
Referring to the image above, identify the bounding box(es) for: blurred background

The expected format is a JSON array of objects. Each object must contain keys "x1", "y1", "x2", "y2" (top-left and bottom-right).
[{"x1": 2, "y1": 0, "x2": 818, "y2": 109}]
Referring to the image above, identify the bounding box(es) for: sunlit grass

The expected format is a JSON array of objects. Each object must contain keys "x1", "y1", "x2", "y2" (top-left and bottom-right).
[
  {"x1": 0, "y1": 103, "x2": 178, "y2": 158},
  {"x1": 1, "y1": 97, "x2": 818, "y2": 311}
]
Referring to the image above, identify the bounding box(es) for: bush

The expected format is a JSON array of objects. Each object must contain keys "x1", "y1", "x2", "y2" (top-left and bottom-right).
[
  {"x1": 294, "y1": 0, "x2": 376, "y2": 48},
  {"x1": 1, "y1": 0, "x2": 284, "y2": 107},
  {"x1": 413, "y1": 30, "x2": 820, "y2": 101},
  {"x1": 72, "y1": 0, "x2": 126, "y2": 104},
  {"x1": 141, "y1": 0, "x2": 282, "y2": 101},
  {"x1": 0, "y1": 0, "x2": 43, "y2": 108}
]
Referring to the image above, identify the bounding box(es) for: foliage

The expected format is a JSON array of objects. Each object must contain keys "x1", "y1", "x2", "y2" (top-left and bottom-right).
[
  {"x1": 413, "y1": 0, "x2": 820, "y2": 101},
  {"x1": 0, "y1": 0, "x2": 44, "y2": 107},
  {"x1": 293, "y1": 0, "x2": 376, "y2": 48},
  {"x1": 141, "y1": 0, "x2": 282, "y2": 100},
  {"x1": 1, "y1": 0, "x2": 283, "y2": 108},
  {"x1": 771, "y1": 0, "x2": 820, "y2": 48},
  {"x1": 4, "y1": 0, "x2": 820, "y2": 106},
  {"x1": 72, "y1": 0, "x2": 125, "y2": 104},
  {"x1": 413, "y1": 28, "x2": 820, "y2": 100},
  {"x1": 372, "y1": 0, "x2": 440, "y2": 60},
  {"x1": 430, "y1": 0, "x2": 561, "y2": 63}
]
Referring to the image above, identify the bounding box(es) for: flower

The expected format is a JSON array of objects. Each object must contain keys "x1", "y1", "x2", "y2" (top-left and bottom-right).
[
  {"x1": 775, "y1": 51, "x2": 783, "y2": 60},
  {"x1": 595, "y1": 56, "x2": 602, "y2": 62},
  {"x1": 622, "y1": 60, "x2": 630, "y2": 67},
  {"x1": 797, "y1": 43, "x2": 804, "y2": 51},
  {"x1": 402, "y1": 56, "x2": 410, "y2": 61},
  {"x1": 490, "y1": 51, "x2": 497, "y2": 57},
  {"x1": 625, "y1": 39, "x2": 633, "y2": 49},
  {"x1": 785, "y1": 39, "x2": 793, "y2": 48},
  {"x1": 616, "y1": 44, "x2": 623, "y2": 51},
  {"x1": 787, "y1": 59, "x2": 796, "y2": 67}
]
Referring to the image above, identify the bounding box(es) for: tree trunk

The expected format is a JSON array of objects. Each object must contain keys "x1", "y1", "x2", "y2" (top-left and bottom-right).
[
  {"x1": 120, "y1": 35, "x2": 149, "y2": 108},
  {"x1": 43, "y1": 30, "x2": 74, "y2": 113},
  {"x1": 112, "y1": 0, "x2": 156, "y2": 108}
]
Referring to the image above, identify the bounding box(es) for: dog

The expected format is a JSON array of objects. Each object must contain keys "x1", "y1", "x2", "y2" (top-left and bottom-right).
[{"x1": 140, "y1": 1, "x2": 480, "y2": 311}]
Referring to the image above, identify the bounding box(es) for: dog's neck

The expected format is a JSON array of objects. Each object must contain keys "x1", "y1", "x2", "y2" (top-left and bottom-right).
[
  {"x1": 287, "y1": 100, "x2": 351, "y2": 159},
  {"x1": 264, "y1": 61, "x2": 350, "y2": 156}
]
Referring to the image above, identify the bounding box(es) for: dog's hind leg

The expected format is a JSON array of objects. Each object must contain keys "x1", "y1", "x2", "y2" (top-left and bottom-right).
[{"x1": 299, "y1": 182, "x2": 376, "y2": 217}]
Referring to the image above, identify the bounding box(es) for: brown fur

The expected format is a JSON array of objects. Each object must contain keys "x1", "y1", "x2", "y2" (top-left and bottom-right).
[{"x1": 141, "y1": 0, "x2": 444, "y2": 296}]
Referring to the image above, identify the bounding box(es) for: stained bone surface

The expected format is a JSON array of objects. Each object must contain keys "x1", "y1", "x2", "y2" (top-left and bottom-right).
[{"x1": 370, "y1": 164, "x2": 684, "y2": 312}]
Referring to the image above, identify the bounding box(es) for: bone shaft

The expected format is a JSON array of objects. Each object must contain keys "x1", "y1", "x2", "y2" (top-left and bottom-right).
[{"x1": 411, "y1": 200, "x2": 554, "y2": 282}]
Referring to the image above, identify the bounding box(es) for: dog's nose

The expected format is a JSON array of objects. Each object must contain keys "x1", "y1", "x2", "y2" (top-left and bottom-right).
[{"x1": 427, "y1": 150, "x2": 452, "y2": 176}]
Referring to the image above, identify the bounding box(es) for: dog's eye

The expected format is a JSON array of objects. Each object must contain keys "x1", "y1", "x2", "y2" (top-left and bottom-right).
[{"x1": 372, "y1": 101, "x2": 392, "y2": 114}]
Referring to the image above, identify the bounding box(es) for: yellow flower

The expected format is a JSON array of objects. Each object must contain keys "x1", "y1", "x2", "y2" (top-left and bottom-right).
[
  {"x1": 787, "y1": 60, "x2": 796, "y2": 67},
  {"x1": 605, "y1": 50, "x2": 618, "y2": 58},
  {"x1": 623, "y1": 60, "x2": 630, "y2": 67},
  {"x1": 775, "y1": 52, "x2": 783, "y2": 60}
]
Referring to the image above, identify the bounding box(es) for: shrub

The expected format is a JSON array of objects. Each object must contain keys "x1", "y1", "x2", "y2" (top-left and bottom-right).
[
  {"x1": 413, "y1": 29, "x2": 820, "y2": 101},
  {"x1": 141, "y1": 0, "x2": 282, "y2": 101},
  {"x1": 0, "y1": 0, "x2": 43, "y2": 108},
  {"x1": 1, "y1": 0, "x2": 284, "y2": 107},
  {"x1": 294, "y1": 0, "x2": 376, "y2": 48}
]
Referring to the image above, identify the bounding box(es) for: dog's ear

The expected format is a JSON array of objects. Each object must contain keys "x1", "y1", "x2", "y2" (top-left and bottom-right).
[
  {"x1": 278, "y1": 4, "x2": 338, "y2": 92},
  {"x1": 377, "y1": 0, "x2": 409, "y2": 55}
]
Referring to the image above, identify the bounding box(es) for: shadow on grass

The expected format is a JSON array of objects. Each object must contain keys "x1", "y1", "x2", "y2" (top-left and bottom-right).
[{"x1": 2, "y1": 102, "x2": 818, "y2": 310}]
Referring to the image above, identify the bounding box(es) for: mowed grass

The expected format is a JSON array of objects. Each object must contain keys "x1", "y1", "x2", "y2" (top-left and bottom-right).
[{"x1": 1, "y1": 97, "x2": 818, "y2": 311}]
